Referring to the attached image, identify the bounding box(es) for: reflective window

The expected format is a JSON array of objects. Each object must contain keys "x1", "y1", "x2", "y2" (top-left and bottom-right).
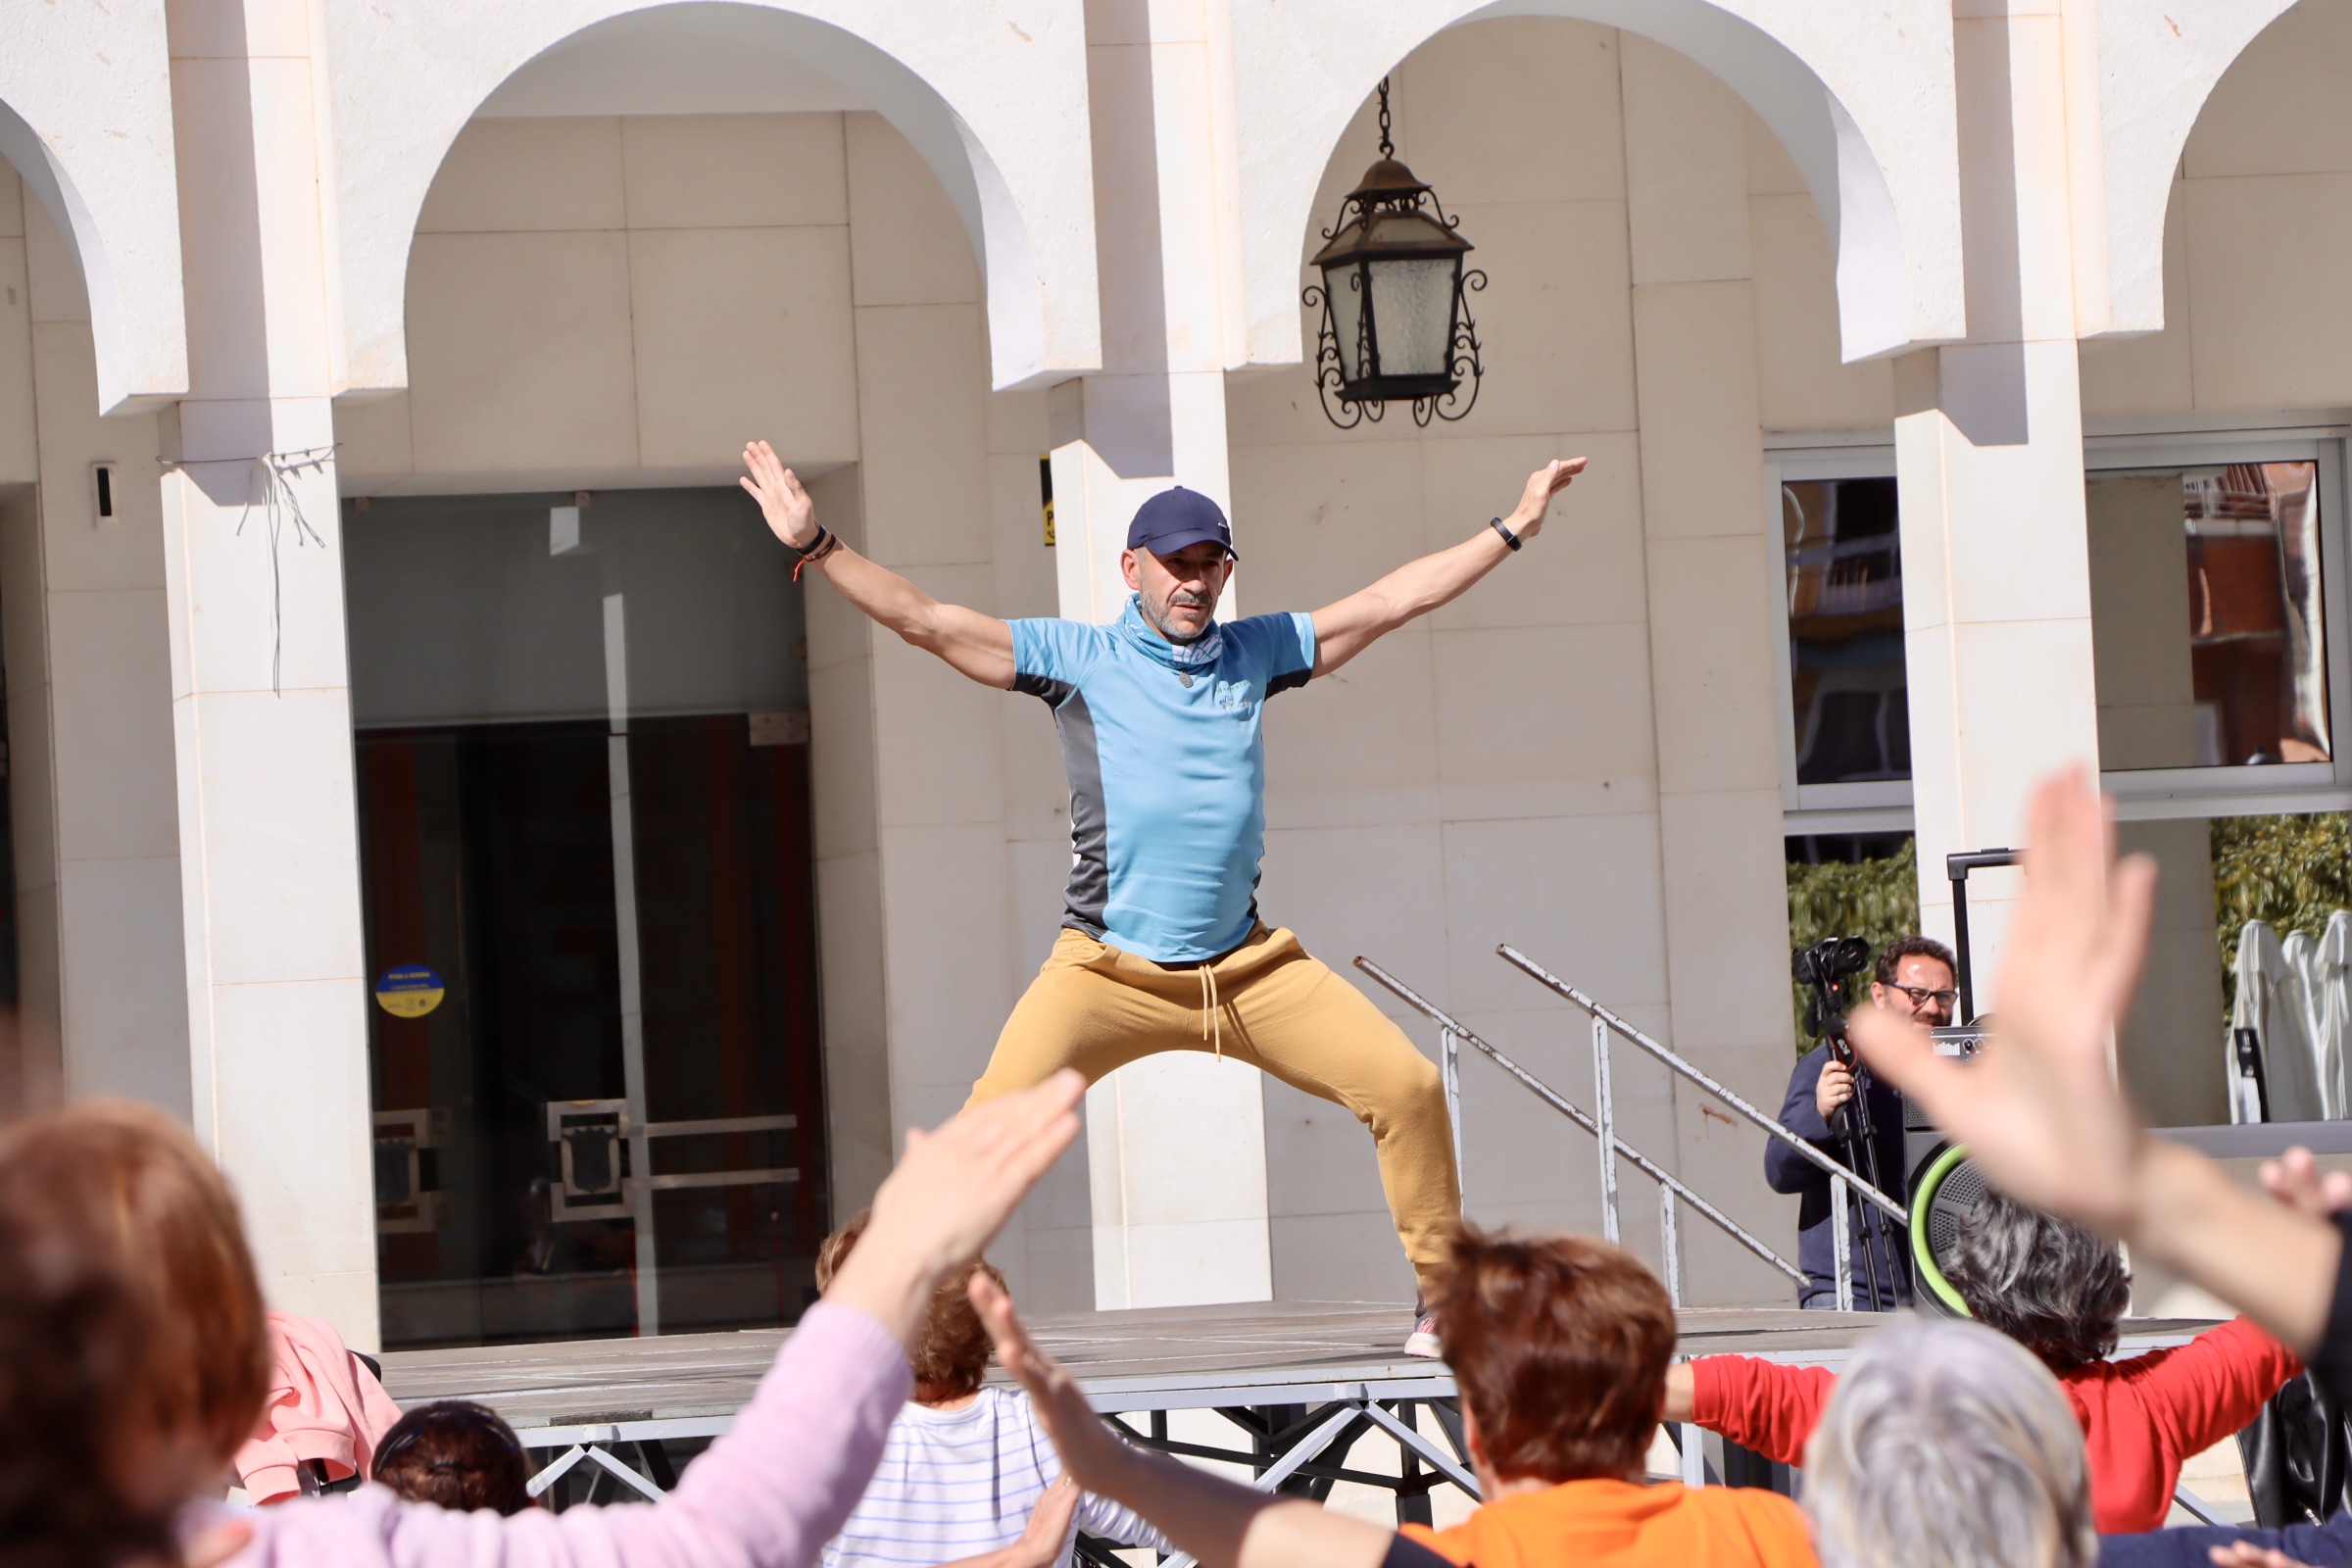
[
  {"x1": 346, "y1": 489, "x2": 826, "y2": 1348},
  {"x1": 2089, "y1": 461, "x2": 2330, "y2": 770},
  {"x1": 1782, "y1": 476, "x2": 1908, "y2": 785}
]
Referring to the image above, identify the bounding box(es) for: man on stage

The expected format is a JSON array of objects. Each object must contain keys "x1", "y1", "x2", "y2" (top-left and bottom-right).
[{"x1": 741, "y1": 441, "x2": 1586, "y2": 1353}]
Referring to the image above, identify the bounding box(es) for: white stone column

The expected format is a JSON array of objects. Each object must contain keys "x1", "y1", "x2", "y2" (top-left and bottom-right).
[
  {"x1": 1617, "y1": 36, "x2": 1800, "y2": 1302},
  {"x1": 1895, "y1": 5, "x2": 2100, "y2": 1000},
  {"x1": 0, "y1": 188, "x2": 190, "y2": 1119},
  {"x1": 162, "y1": 2, "x2": 376, "y2": 1343},
  {"x1": 1058, "y1": 0, "x2": 1272, "y2": 1310}
]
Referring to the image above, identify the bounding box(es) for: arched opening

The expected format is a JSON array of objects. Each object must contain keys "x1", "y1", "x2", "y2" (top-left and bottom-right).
[
  {"x1": 1226, "y1": 0, "x2": 1960, "y2": 375},
  {"x1": 1224, "y1": 16, "x2": 1877, "y2": 1309},
  {"x1": 2071, "y1": 0, "x2": 2352, "y2": 1141},
  {"x1": 0, "y1": 30, "x2": 188, "y2": 415},
  {"x1": 323, "y1": 0, "x2": 1097, "y2": 396},
  {"x1": 0, "y1": 55, "x2": 191, "y2": 1122},
  {"x1": 335, "y1": 8, "x2": 1076, "y2": 1346}
]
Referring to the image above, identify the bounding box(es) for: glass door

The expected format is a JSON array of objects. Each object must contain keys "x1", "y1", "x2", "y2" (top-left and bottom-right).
[{"x1": 345, "y1": 488, "x2": 826, "y2": 1348}]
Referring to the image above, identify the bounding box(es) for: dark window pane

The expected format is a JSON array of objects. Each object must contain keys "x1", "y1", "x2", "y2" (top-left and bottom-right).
[
  {"x1": 349, "y1": 490, "x2": 826, "y2": 1349},
  {"x1": 1785, "y1": 477, "x2": 1910, "y2": 785},
  {"x1": 2089, "y1": 462, "x2": 2330, "y2": 770}
]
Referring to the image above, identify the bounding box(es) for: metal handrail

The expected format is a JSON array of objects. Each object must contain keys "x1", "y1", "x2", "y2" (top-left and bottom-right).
[
  {"x1": 1495, "y1": 945, "x2": 1909, "y2": 1228},
  {"x1": 1367, "y1": 946, "x2": 2211, "y2": 1513},
  {"x1": 1353, "y1": 956, "x2": 1803, "y2": 1298}
]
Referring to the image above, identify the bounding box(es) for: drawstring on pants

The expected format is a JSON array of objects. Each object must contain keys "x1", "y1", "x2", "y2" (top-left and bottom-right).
[{"x1": 1199, "y1": 963, "x2": 1222, "y2": 1060}]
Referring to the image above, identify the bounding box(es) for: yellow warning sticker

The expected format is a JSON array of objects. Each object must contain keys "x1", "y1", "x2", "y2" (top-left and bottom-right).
[{"x1": 374, "y1": 964, "x2": 446, "y2": 1019}]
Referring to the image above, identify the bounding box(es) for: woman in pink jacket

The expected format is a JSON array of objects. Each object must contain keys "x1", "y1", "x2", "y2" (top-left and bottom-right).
[{"x1": 0, "y1": 1073, "x2": 1084, "y2": 1568}]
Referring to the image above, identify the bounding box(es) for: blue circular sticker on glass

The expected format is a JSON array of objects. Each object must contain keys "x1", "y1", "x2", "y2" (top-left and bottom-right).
[{"x1": 373, "y1": 964, "x2": 446, "y2": 1019}]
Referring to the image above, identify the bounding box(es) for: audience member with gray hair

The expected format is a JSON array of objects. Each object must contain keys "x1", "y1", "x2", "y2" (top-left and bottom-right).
[
  {"x1": 1804, "y1": 1316, "x2": 2095, "y2": 1568},
  {"x1": 1949, "y1": 1186, "x2": 2132, "y2": 1371}
]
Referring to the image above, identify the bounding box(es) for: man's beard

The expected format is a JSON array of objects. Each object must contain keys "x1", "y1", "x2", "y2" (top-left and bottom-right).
[{"x1": 1142, "y1": 590, "x2": 1214, "y2": 644}]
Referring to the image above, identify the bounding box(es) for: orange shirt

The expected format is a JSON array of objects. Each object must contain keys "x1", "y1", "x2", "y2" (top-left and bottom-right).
[{"x1": 1402, "y1": 1478, "x2": 1817, "y2": 1568}]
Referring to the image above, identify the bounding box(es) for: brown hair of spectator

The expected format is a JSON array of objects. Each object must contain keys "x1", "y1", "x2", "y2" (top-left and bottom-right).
[
  {"x1": 0, "y1": 1100, "x2": 270, "y2": 1565},
  {"x1": 1874, "y1": 934, "x2": 1957, "y2": 988},
  {"x1": 1430, "y1": 1224, "x2": 1677, "y2": 1485},
  {"x1": 818, "y1": 1209, "x2": 1004, "y2": 1400},
  {"x1": 372, "y1": 1400, "x2": 534, "y2": 1514}
]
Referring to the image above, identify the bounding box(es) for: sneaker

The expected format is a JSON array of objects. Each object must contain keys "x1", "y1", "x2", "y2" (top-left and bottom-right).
[{"x1": 1404, "y1": 1307, "x2": 1442, "y2": 1359}]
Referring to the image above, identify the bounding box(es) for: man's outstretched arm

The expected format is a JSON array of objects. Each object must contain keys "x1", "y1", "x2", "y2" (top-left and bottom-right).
[
  {"x1": 1309, "y1": 457, "x2": 1586, "y2": 677},
  {"x1": 743, "y1": 439, "x2": 1016, "y2": 689}
]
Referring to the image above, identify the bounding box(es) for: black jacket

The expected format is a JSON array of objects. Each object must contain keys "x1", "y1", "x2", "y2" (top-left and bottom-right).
[{"x1": 1764, "y1": 1043, "x2": 1911, "y2": 1309}]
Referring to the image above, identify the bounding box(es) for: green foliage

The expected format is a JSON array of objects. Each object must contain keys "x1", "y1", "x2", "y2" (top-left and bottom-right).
[
  {"x1": 1786, "y1": 838, "x2": 1921, "y2": 1049},
  {"x1": 2210, "y1": 811, "x2": 2352, "y2": 1017}
]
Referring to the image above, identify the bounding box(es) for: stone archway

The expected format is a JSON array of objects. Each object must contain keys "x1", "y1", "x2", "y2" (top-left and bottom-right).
[
  {"x1": 319, "y1": 0, "x2": 1101, "y2": 393},
  {"x1": 1227, "y1": 0, "x2": 1965, "y2": 368}
]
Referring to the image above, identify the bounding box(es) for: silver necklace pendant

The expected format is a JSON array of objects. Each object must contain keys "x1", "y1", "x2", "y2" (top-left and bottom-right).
[{"x1": 1178, "y1": 671, "x2": 1194, "y2": 687}]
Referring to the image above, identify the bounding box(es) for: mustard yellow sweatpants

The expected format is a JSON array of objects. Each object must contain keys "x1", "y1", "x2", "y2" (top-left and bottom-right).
[{"x1": 965, "y1": 924, "x2": 1461, "y2": 1297}]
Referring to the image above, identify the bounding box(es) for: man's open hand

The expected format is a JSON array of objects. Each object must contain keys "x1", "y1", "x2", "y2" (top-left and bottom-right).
[
  {"x1": 1507, "y1": 456, "x2": 1588, "y2": 541},
  {"x1": 741, "y1": 439, "x2": 818, "y2": 550}
]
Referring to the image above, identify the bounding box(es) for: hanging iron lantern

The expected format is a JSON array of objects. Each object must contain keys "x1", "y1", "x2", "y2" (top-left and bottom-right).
[{"x1": 1302, "y1": 77, "x2": 1486, "y2": 428}]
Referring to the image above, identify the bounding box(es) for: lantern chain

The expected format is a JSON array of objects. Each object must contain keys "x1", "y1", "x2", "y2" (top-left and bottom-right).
[{"x1": 1377, "y1": 76, "x2": 1394, "y2": 159}]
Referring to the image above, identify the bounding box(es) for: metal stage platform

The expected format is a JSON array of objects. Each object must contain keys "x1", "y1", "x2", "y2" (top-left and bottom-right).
[{"x1": 379, "y1": 1298, "x2": 2229, "y2": 1528}]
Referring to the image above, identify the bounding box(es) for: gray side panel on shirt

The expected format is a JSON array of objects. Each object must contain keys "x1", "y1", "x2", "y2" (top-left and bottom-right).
[{"x1": 1013, "y1": 672, "x2": 1109, "y2": 939}]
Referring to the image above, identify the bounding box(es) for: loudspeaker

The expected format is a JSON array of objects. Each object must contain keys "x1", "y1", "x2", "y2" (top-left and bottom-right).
[
  {"x1": 1906, "y1": 1145, "x2": 1989, "y2": 1318},
  {"x1": 1900, "y1": 1025, "x2": 1991, "y2": 1319}
]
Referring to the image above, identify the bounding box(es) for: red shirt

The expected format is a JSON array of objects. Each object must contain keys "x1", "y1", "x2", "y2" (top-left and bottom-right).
[{"x1": 1690, "y1": 1318, "x2": 2300, "y2": 1534}]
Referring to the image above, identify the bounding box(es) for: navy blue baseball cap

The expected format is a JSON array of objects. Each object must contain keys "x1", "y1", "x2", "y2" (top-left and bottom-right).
[{"x1": 1126, "y1": 486, "x2": 1237, "y2": 560}]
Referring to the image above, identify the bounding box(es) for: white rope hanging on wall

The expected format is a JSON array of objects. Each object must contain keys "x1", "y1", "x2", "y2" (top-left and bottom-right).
[{"x1": 163, "y1": 444, "x2": 335, "y2": 696}]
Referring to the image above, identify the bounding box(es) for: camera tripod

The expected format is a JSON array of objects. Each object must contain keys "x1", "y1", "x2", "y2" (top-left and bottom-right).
[
  {"x1": 1793, "y1": 937, "x2": 1910, "y2": 1310},
  {"x1": 1822, "y1": 1037, "x2": 1907, "y2": 1308}
]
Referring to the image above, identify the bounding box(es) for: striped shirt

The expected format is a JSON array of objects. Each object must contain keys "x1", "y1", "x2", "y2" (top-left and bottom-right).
[{"x1": 820, "y1": 1387, "x2": 1166, "y2": 1568}]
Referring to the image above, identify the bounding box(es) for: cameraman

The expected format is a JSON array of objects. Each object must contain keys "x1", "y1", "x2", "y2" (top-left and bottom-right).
[{"x1": 1766, "y1": 935, "x2": 1958, "y2": 1309}]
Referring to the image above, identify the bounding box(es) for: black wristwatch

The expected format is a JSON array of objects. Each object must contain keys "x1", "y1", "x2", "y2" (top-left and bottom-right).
[{"x1": 791, "y1": 525, "x2": 840, "y2": 579}]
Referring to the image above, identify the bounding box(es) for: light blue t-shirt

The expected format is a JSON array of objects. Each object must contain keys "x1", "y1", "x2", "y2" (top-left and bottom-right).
[{"x1": 1010, "y1": 597, "x2": 1317, "y2": 962}]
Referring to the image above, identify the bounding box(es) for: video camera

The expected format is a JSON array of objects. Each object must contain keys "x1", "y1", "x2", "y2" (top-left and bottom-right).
[{"x1": 1791, "y1": 935, "x2": 1873, "y2": 1045}]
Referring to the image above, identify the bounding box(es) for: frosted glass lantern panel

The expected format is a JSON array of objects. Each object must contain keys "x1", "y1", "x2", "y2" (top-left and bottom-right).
[{"x1": 1364, "y1": 258, "x2": 1456, "y2": 377}]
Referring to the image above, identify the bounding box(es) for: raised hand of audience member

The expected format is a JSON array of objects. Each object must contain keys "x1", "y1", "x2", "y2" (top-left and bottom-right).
[
  {"x1": 968, "y1": 1273, "x2": 1132, "y2": 1494},
  {"x1": 971, "y1": 1273, "x2": 1396, "y2": 1568},
  {"x1": 2261, "y1": 1147, "x2": 2352, "y2": 1220},
  {"x1": 828, "y1": 1071, "x2": 1085, "y2": 1350},
  {"x1": 1846, "y1": 764, "x2": 2155, "y2": 1232},
  {"x1": 183, "y1": 1520, "x2": 253, "y2": 1568},
  {"x1": 2208, "y1": 1543, "x2": 2319, "y2": 1568},
  {"x1": 1847, "y1": 765, "x2": 2340, "y2": 1356}
]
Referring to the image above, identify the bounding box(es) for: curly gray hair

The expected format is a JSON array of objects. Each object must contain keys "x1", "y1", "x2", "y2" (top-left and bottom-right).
[
  {"x1": 1804, "y1": 1317, "x2": 2094, "y2": 1568},
  {"x1": 1949, "y1": 1185, "x2": 2132, "y2": 1371}
]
